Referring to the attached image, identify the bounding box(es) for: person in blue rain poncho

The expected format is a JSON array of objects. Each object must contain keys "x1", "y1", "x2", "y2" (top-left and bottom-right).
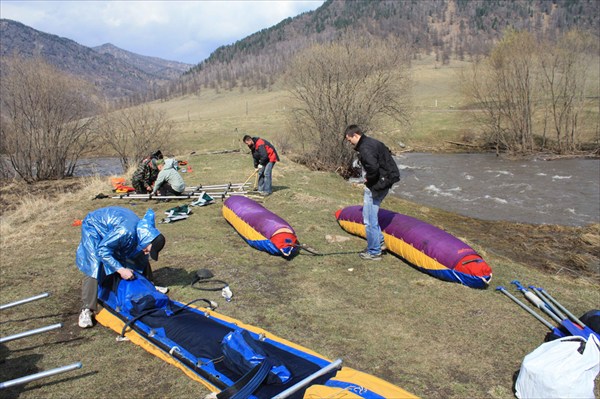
[{"x1": 76, "y1": 206, "x2": 167, "y2": 328}]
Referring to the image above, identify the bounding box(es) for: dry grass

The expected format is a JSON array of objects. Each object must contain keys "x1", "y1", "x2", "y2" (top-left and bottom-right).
[{"x1": 1, "y1": 57, "x2": 599, "y2": 399}]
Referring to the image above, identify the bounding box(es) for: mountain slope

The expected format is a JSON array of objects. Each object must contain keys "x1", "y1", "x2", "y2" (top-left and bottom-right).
[
  {"x1": 0, "y1": 19, "x2": 185, "y2": 101},
  {"x1": 92, "y1": 43, "x2": 191, "y2": 80},
  {"x1": 202, "y1": 0, "x2": 599, "y2": 65},
  {"x1": 169, "y1": 0, "x2": 598, "y2": 97},
  {"x1": 2, "y1": 0, "x2": 598, "y2": 102}
]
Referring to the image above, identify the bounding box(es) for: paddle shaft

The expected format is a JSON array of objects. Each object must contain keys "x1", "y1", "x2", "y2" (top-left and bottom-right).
[
  {"x1": 0, "y1": 323, "x2": 63, "y2": 344},
  {"x1": 511, "y1": 281, "x2": 563, "y2": 324},
  {"x1": 496, "y1": 287, "x2": 555, "y2": 330},
  {"x1": 535, "y1": 287, "x2": 587, "y2": 329}
]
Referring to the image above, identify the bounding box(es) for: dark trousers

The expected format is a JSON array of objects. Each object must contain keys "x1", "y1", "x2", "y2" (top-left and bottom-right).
[
  {"x1": 158, "y1": 183, "x2": 182, "y2": 197},
  {"x1": 133, "y1": 182, "x2": 151, "y2": 194}
]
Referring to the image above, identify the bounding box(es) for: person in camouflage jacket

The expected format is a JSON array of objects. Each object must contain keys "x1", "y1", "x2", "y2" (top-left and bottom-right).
[{"x1": 132, "y1": 157, "x2": 159, "y2": 194}]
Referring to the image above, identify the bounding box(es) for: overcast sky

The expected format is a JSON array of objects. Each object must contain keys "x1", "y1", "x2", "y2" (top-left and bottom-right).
[{"x1": 1, "y1": 0, "x2": 325, "y2": 64}]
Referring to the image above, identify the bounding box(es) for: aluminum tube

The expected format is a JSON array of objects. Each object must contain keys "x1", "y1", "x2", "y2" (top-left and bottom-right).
[
  {"x1": 496, "y1": 287, "x2": 556, "y2": 330},
  {"x1": 0, "y1": 362, "x2": 82, "y2": 389},
  {"x1": 0, "y1": 293, "x2": 49, "y2": 311},
  {"x1": 186, "y1": 183, "x2": 250, "y2": 190},
  {"x1": 0, "y1": 323, "x2": 63, "y2": 344},
  {"x1": 272, "y1": 359, "x2": 343, "y2": 399},
  {"x1": 537, "y1": 288, "x2": 586, "y2": 328},
  {"x1": 528, "y1": 286, "x2": 567, "y2": 320},
  {"x1": 521, "y1": 291, "x2": 563, "y2": 324}
]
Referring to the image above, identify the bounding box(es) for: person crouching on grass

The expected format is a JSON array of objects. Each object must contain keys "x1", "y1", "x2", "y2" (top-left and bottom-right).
[
  {"x1": 76, "y1": 206, "x2": 167, "y2": 328},
  {"x1": 151, "y1": 158, "x2": 186, "y2": 197}
]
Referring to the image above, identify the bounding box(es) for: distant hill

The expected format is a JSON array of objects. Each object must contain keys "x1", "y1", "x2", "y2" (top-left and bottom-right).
[
  {"x1": 0, "y1": 19, "x2": 192, "y2": 101},
  {"x1": 167, "y1": 0, "x2": 599, "y2": 98},
  {"x1": 92, "y1": 43, "x2": 191, "y2": 80}
]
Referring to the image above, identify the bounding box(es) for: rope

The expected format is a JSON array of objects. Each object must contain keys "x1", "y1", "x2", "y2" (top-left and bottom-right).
[
  {"x1": 294, "y1": 243, "x2": 361, "y2": 257},
  {"x1": 191, "y1": 279, "x2": 229, "y2": 291}
]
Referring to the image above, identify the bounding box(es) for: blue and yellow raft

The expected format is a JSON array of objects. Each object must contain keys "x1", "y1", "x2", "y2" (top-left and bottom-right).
[{"x1": 96, "y1": 273, "x2": 417, "y2": 398}]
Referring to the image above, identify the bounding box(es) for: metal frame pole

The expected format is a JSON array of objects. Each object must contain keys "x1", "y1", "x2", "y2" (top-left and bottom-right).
[
  {"x1": 186, "y1": 182, "x2": 251, "y2": 191},
  {"x1": 0, "y1": 293, "x2": 49, "y2": 311},
  {"x1": 0, "y1": 362, "x2": 82, "y2": 389},
  {"x1": 527, "y1": 285, "x2": 567, "y2": 320},
  {"x1": 0, "y1": 323, "x2": 63, "y2": 344},
  {"x1": 535, "y1": 287, "x2": 587, "y2": 328},
  {"x1": 511, "y1": 280, "x2": 563, "y2": 324},
  {"x1": 272, "y1": 359, "x2": 343, "y2": 399}
]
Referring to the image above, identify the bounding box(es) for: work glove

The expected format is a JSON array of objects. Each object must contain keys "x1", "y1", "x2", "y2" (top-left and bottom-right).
[{"x1": 257, "y1": 164, "x2": 263, "y2": 169}]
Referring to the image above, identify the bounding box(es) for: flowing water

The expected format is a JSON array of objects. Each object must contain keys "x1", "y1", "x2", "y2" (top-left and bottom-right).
[
  {"x1": 390, "y1": 153, "x2": 600, "y2": 227},
  {"x1": 74, "y1": 157, "x2": 124, "y2": 177},
  {"x1": 72, "y1": 154, "x2": 600, "y2": 227}
]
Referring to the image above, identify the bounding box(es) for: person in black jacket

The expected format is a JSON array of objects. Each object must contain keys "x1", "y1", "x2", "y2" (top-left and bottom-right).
[{"x1": 344, "y1": 125, "x2": 400, "y2": 260}]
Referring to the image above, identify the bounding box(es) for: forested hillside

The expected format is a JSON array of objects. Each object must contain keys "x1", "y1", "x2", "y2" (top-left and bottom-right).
[{"x1": 161, "y1": 0, "x2": 598, "y2": 98}]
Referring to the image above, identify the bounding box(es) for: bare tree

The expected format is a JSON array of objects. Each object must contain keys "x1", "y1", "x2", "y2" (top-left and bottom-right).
[
  {"x1": 0, "y1": 57, "x2": 100, "y2": 182},
  {"x1": 284, "y1": 34, "x2": 411, "y2": 175},
  {"x1": 488, "y1": 30, "x2": 539, "y2": 153},
  {"x1": 460, "y1": 60, "x2": 509, "y2": 155},
  {"x1": 461, "y1": 29, "x2": 598, "y2": 154},
  {"x1": 461, "y1": 30, "x2": 539, "y2": 154},
  {"x1": 99, "y1": 104, "x2": 174, "y2": 170},
  {"x1": 539, "y1": 30, "x2": 597, "y2": 153}
]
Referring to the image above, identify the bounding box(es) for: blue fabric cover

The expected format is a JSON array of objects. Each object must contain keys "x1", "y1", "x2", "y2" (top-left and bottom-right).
[
  {"x1": 222, "y1": 330, "x2": 291, "y2": 384},
  {"x1": 117, "y1": 271, "x2": 172, "y2": 316}
]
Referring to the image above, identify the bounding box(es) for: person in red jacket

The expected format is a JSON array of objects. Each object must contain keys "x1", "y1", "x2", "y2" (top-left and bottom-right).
[{"x1": 243, "y1": 135, "x2": 280, "y2": 196}]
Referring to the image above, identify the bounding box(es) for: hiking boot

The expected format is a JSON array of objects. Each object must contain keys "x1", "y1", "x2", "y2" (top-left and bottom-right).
[
  {"x1": 155, "y1": 286, "x2": 169, "y2": 294},
  {"x1": 359, "y1": 252, "x2": 382, "y2": 261},
  {"x1": 78, "y1": 308, "x2": 94, "y2": 328},
  {"x1": 362, "y1": 243, "x2": 387, "y2": 254}
]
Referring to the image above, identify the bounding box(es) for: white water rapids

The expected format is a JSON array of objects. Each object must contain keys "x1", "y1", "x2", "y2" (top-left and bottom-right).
[{"x1": 390, "y1": 153, "x2": 599, "y2": 227}]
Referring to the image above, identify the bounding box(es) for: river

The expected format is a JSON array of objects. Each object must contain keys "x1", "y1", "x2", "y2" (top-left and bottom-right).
[
  {"x1": 390, "y1": 153, "x2": 599, "y2": 227},
  {"x1": 75, "y1": 154, "x2": 599, "y2": 227},
  {"x1": 74, "y1": 157, "x2": 125, "y2": 177}
]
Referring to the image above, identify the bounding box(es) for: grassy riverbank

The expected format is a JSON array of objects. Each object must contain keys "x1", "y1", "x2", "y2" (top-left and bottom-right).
[
  {"x1": 1, "y1": 59, "x2": 598, "y2": 398},
  {"x1": 1, "y1": 152, "x2": 598, "y2": 399}
]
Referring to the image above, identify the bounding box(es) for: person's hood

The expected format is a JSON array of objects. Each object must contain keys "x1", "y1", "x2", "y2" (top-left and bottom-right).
[
  {"x1": 136, "y1": 209, "x2": 161, "y2": 251},
  {"x1": 164, "y1": 158, "x2": 176, "y2": 170}
]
